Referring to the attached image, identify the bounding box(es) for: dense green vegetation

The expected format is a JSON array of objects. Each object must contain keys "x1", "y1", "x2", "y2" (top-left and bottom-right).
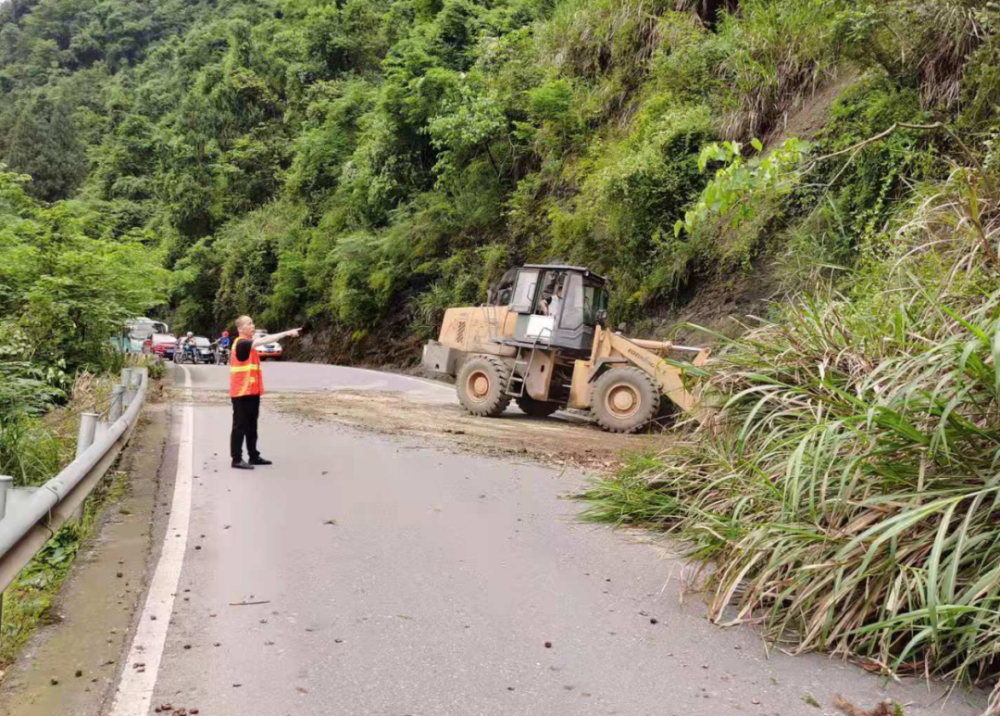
[
  {"x1": 6, "y1": 0, "x2": 970, "y2": 347},
  {"x1": 0, "y1": 165, "x2": 166, "y2": 483},
  {"x1": 5, "y1": 0, "x2": 1000, "y2": 695}
]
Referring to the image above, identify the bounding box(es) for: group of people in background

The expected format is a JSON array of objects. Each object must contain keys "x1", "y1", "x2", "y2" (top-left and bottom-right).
[{"x1": 174, "y1": 331, "x2": 232, "y2": 365}]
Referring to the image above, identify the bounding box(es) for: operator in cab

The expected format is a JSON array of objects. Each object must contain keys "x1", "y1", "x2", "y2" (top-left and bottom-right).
[{"x1": 541, "y1": 281, "x2": 564, "y2": 317}]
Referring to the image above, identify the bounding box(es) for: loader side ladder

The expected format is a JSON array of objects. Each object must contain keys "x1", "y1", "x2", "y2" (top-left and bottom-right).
[{"x1": 504, "y1": 329, "x2": 551, "y2": 397}]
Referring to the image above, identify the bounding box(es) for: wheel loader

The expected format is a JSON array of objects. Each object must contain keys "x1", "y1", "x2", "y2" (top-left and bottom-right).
[{"x1": 421, "y1": 264, "x2": 712, "y2": 433}]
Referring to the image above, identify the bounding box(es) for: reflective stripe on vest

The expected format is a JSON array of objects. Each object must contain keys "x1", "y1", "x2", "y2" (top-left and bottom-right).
[{"x1": 229, "y1": 337, "x2": 263, "y2": 398}]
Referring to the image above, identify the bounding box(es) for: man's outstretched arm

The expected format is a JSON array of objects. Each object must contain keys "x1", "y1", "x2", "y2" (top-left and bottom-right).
[{"x1": 251, "y1": 328, "x2": 301, "y2": 348}]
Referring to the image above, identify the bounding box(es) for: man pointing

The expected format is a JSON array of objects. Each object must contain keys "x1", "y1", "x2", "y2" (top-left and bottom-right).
[{"x1": 230, "y1": 315, "x2": 301, "y2": 470}]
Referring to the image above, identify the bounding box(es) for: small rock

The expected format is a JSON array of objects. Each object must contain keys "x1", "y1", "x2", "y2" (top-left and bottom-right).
[
  {"x1": 650, "y1": 618, "x2": 658, "y2": 625},
  {"x1": 75, "y1": 669, "x2": 83, "y2": 677},
  {"x1": 50, "y1": 677, "x2": 59, "y2": 686},
  {"x1": 544, "y1": 641, "x2": 552, "y2": 649}
]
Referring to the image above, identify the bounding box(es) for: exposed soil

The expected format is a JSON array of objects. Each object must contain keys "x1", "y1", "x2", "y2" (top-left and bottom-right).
[
  {"x1": 647, "y1": 258, "x2": 782, "y2": 347},
  {"x1": 766, "y1": 67, "x2": 860, "y2": 148},
  {"x1": 168, "y1": 385, "x2": 669, "y2": 471},
  {"x1": 644, "y1": 69, "x2": 862, "y2": 351}
]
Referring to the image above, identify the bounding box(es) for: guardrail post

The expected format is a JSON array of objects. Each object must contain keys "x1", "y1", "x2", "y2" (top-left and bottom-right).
[
  {"x1": 0, "y1": 475, "x2": 11, "y2": 643},
  {"x1": 0, "y1": 476, "x2": 12, "y2": 523},
  {"x1": 73, "y1": 415, "x2": 99, "y2": 524},
  {"x1": 94, "y1": 418, "x2": 109, "y2": 444},
  {"x1": 110, "y1": 386, "x2": 125, "y2": 423},
  {"x1": 76, "y1": 413, "x2": 99, "y2": 459},
  {"x1": 121, "y1": 368, "x2": 135, "y2": 409}
]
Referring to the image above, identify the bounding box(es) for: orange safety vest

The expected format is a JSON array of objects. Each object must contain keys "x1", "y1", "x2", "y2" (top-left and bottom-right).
[{"x1": 230, "y1": 337, "x2": 264, "y2": 398}]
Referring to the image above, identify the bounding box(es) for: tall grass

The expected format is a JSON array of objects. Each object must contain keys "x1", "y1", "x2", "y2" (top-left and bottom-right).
[
  {"x1": 716, "y1": 0, "x2": 846, "y2": 139},
  {"x1": 585, "y1": 165, "x2": 1000, "y2": 696}
]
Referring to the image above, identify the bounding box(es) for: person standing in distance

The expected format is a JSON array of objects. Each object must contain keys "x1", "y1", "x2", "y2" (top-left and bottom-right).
[{"x1": 230, "y1": 316, "x2": 301, "y2": 470}]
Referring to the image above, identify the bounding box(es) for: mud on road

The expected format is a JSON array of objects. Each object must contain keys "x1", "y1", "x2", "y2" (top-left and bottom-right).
[{"x1": 168, "y1": 383, "x2": 661, "y2": 470}]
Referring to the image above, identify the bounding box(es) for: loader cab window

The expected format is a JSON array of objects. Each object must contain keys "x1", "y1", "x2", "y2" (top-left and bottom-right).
[
  {"x1": 558, "y1": 274, "x2": 584, "y2": 329},
  {"x1": 488, "y1": 267, "x2": 518, "y2": 306},
  {"x1": 510, "y1": 269, "x2": 540, "y2": 314},
  {"x1": 583, "y1": 283, "x2": 608, "y2": 325},
  {"x1": 559, "y1": 274, "x2": 607, "y2": 330}
]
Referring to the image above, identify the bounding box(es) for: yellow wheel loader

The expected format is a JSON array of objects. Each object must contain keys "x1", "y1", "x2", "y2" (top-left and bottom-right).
[{"x1": 421, "y1": 264, "x2": 712, "y2": 433}]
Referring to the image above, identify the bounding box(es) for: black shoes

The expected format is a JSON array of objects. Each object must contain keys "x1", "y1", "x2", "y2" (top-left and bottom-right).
[{"x1": 232, "y1": 457, "x2": 271, "y2": 469}]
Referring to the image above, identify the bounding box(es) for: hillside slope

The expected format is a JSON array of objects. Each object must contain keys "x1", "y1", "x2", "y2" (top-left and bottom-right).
[{"x1": 2, "y1": 0, "x2": 997, "y2": 363}]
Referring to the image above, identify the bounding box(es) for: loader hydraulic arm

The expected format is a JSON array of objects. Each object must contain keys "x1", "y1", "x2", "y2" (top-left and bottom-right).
[{"x1": 593, "y1": 327, "x2": 714, "y2": 426}]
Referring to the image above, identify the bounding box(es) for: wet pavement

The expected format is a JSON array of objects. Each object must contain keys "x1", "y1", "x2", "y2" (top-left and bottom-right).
[{"x1": 41, "y1": 363, "x2": 993, "y2": 715}]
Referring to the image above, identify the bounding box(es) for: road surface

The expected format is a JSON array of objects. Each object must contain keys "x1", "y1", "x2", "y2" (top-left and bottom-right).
[{"x1": 63, "y1": 364, "x2": 999, "y2": 714}]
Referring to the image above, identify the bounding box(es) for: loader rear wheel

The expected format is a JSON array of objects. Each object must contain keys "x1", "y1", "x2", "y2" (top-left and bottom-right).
[
  {"x1": 457, "y1": 356, "x2": 512, "y2": 418},
  {"x1": 590, "y1": 366, "x2": 661, "y2": 433},
  {"x1": 516, "y1": 395, "x2": 561, "y2": 419}
]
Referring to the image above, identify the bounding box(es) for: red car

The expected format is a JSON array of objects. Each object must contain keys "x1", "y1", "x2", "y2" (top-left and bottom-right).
[{"x1": 148, "y1": 333, "x2": 177, "y2": 359}]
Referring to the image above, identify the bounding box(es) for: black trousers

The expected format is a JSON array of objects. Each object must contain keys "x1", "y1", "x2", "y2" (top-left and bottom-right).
[{"x1": 231, "y1": 396, "x2": 261, "y2": 462}]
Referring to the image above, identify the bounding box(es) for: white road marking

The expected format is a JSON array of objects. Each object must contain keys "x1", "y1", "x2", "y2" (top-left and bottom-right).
[
  {"x1": 181, "y1": 364, "x2": 191, "y2": 389},
  {"x1": 110, "y1": 403, "x2": 194, "y2": 716}
]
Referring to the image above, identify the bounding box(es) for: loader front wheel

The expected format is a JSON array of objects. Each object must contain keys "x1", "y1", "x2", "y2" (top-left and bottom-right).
[
  {"x1": 457, "y1": 356, "x2": 512, "y2": 417},
  {"x1": 516, "y1": 395, "x2": 561, "y2": 419},
  {"x1": 590, "y1": 367, "x2": 661, "y2": 433}
]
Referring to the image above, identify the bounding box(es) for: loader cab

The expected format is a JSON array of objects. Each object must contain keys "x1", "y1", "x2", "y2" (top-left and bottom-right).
[{"x1": 505, "y1": 265, "x2": 608, "y2": 352}]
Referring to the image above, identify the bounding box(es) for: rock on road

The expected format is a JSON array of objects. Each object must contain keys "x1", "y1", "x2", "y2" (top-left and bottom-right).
[{"x1": 102, "y1": 362, "x2": 981, "y2": 716}]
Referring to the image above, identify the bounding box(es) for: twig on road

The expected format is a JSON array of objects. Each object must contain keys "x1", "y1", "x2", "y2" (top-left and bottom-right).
[{"x1": 229, "y1": 600, "x2": 271, "y2": 606}]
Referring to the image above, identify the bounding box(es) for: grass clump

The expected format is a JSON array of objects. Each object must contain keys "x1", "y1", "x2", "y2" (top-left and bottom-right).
[{"x1": 585, "y1": 163, "x2": 1000, "y2": 691}]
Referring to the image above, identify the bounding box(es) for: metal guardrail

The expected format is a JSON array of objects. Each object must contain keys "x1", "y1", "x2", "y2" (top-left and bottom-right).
[{"x1": 0, "y1": 367, "x2": 149, "y2": 596}]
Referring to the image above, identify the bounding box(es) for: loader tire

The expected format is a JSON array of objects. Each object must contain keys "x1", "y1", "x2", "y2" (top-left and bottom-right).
[
  {"x1": 457, "y1": 355, "x2": 512, "y2": 418},
  {"x1": 590, "y1": 366, "x2": 661, "y2": 433},
  {"x1": 515, "y1": 395, "x2": 561, "y2": 419}
]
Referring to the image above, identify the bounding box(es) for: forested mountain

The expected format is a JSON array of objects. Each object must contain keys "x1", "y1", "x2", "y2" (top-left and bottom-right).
[{"x1": 5, "y1": 0, "x2": 995, "y2": 361}]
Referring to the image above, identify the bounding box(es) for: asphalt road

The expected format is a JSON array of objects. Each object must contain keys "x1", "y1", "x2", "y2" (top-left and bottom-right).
[{"x1": 107, "y1": 362, "x2": 984, "y2": 716}]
